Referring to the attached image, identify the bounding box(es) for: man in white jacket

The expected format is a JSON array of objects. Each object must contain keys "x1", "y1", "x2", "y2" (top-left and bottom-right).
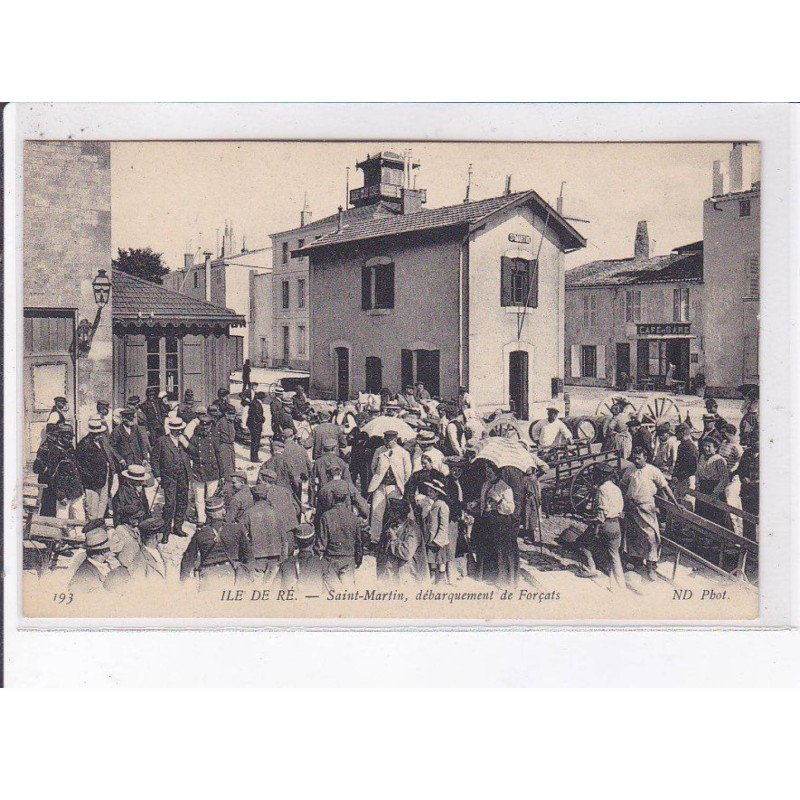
[{"x1": 367, "y1": 430, "x2": 412, "y2": 544}]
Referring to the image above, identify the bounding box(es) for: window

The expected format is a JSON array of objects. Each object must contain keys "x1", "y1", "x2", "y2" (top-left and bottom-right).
[
  {"x1": 297, "y1": 278, "x2": 306, "y2": 309},
  {"x1": 260, "y1": 337, "x2": 268, "y2": 362},
  {"x1": 580, "y1": 345, "x2": 597, "y2": 378},
  {"x1": 739, "y1": 198, "x2": 751, "y2": 217},
  {"x1": 361, "y1": 262, "x2": 395, "y2": 310},
  {"x1": 297, "y1": 238, "x2": 305, "y2": 250},
  {"x1": 625, "y1": 289, "x2": 641, "y2": 323},
  {"x1": 281, "y1": 279, "x2": 290, "y2": 310},
  {"x1": 282, "y1": 326, "x2": 290, "y2": 363},
  {"x1": 500, "y1": 256, "x2": 538, "y2": 307},
  {"x1": 747, "y1": 253, "x2": 760, "y2": 298},
  {"x1": 673, "y1": 287, "x2": 690, "y2": 322},
  {"x1": 193, "y1": 271, "x2": 198, "y2": 289},
  {"x1": 282, "y1": 241, "x2": 289, "y2": 264},
  {"x1": 583, "y1": 294, "x2": 597, "y2": 326},
  {"x1": 146, "y1": 335, "x2": 160, "y2": 393},
  {"x1": 297, "y1": 325, "x2": 306, "y2": 355}
]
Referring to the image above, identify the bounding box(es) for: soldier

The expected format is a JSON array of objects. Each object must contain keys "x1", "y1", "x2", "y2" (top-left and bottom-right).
[
  {"x1": 139, "y1": 386, "x2": 166, "y2": 446},
  {"x1": 177, "y1": 389, "x2": 197, "y2": 425},
  {"x1": 46, "y1": 395, "x2": 69, "y2": 433},
  {"x1": 151, "y1": 418, "x2": 193, "y2": 544},
  {"x1": 315, "y1": 484, "x2": 364, "y2": 587},
  {"x1": 185, "y1": 413, "x2": 223, "y2": 525},
  {"x1": 96, "y1": 399, "x2": 113, "y2": 432},
  {"x1": 311, "y1": 438, "x2": 351, "y2": 505},
  {"x1": 76, "y1": 416, "x2": 121, "y2": 521},
  {"x1": 180, "y1": 496, "x2": 252, "y2": 587},
  {"x1": 281, "y1": 428, "x2": 312, "y2": 508},
  {"x1": 216, "y1": 388, "x2": 235, "y2": 417},
  {"x1": 112, "y1": 464, "x2": 149, "y2": 527},
  {"x1": 240, "y1": 482, "x2": 289, "y2": 586},
  {"x1": 255, "y1": 467, "x2": 300, "y2": 539},
  {"x1": 48, "y1": 423, "x2": 85, "y2": 521},
  {"x1": 32, "y1": 427, "x2": 60, "y2": 515},
  {"x1": 311, "y1": 409, "x2": 344, "y2": 459},
  {"x1": 225, "y1": 470, "x2": 254, "y2": 524},
  {"x1": 279, "y1": 523, "x2": 325, "y2": 593},
  {"x1": 246, "y1": 390, "x2": 266, "y2": 462},
  {"x1": 271, "y1": 398, "x2": 295, "y2": 442},
  {"x1": 217, "y1": 406, "x2": 238, "y2": 481}
]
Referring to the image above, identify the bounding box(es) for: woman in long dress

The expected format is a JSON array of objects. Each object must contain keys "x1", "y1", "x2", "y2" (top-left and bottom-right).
[
  {"x1": 476, "y1": 463, "x2": 519, "y2": 588},
  {"x1": 603, "y1": 401, "x2": 632, "y2": 458},
  {"x1": 419, "y1": 479, "x2": 451, "y2": 583},
  {"x1": 695, "y1": 437, "x2": 732, "y2": 531}
]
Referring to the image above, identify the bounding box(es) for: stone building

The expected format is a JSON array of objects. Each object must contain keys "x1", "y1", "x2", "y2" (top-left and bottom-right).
[
  {"x1": 23, "y1": 141, "x2": 113, "y2": 460},
  {"x1": 564, "y1": 226, "x2": 705, "y2": 390},
  {"x1": 249, "y1": 270, "x2": 274, "y2": 367},
  {"x1": 299, "y1": 189, "x2": 585, "y2": 418},
  {"x1": 267, "y1": 151, "x2": 423, "y2": 371}
]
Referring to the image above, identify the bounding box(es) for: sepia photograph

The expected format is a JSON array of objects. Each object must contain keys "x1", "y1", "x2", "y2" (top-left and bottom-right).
[{"x1": 14, "y1": 131, "x2": 766, "y2": 622}]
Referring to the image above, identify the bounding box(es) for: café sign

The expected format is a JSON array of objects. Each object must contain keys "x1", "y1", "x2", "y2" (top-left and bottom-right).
[
  {"x1": 508, "y1": 233, "x2": 531, "y2": 244},
  {"x1": 637, "y1": 323, "x2": 690, "y2": 336}
]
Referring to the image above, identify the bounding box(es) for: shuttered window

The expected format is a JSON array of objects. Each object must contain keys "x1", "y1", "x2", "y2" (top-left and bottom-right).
[
  {"x1": 673, "y1": 287, "x2": 689, "y2": 322},
  {"x1": 362, "y1": 262, "x2": 395, "y2": 310},
  {"x1": 625, "y1": 289, "x2": 641, "y2": 323},
  {"x1": 580, "y1": 345, "x2": 597, "y2": 378},
  {"x1": 281, "y1": 280, "x2": 290, "y2": 309},
  {"x1": 583, "y1": 294, "x2": 597, "y2": 326},
  {"x1": 570, "y1": 345, "x2": 581, "y2": 378},
  {"x1": 748, "y1": 253, "x2": 760, "y2": 298},
  {"x1": 501, "y1": 256, "x2": 538, "y2": 307}
]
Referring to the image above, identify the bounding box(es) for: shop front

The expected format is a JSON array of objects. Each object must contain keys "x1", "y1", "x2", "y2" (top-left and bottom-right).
[{"x1": 635, "y1": 322, "x2": 693, "y2": 390}]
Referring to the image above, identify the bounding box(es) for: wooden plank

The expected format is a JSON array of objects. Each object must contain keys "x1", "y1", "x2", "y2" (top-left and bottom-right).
[
  {"x1": 655, "y1": 496, "x2": 758, "y2": 553},
  {"x1": 685, "y1": 488, "x2": 759, "y2": 526}
]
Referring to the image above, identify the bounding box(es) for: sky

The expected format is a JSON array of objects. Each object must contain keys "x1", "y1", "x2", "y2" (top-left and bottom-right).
[{"x1": 111, "y1": 140, "x2": 744, "y2": 271}]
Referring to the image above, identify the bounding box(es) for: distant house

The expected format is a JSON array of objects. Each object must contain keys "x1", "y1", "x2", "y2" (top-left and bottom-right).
[
  {"x1": 298, "y1": 187, "x2": 585, "y2": 419},
  {"x1": 112, "y1": 271, "x2": 245, "y2": 407},
  {"x1": 565, "y1": 224, "x2": 704, "y2": 390}
]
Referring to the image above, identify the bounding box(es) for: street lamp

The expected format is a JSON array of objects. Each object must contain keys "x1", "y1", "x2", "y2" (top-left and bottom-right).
[{"x1": 78, "y1": 269, "x2": 113, "y2": 356}]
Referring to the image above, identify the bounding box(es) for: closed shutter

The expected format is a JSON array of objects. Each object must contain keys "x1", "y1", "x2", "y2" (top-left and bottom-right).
[
  {"x1": 529, "y1": 259, "x2": 539, "y2": 307},
  {"x1": 384, "y1": 263, "x2": 395, "y2": 308},
  {"x1": 596, "y1": 344, "x2": 606, "y2": 379},
  {"x1": 182, "y1": 334, "x2": 205, "y2": 403},
  {"x1": 401, "y1": 349, "x2": 413, "y2": 390},
  {"x1": 124, "y1": 334, "x2": 147, "y2": 403},
  {"x1": 570, "y1": 345, "x2": 580, "y2": 378},
  {"x1": 500, "y1": 257, "x2": 512, "y2": 306},
  {"x1": 361, "y1": 265, "x2": 372, "y2": 309}
]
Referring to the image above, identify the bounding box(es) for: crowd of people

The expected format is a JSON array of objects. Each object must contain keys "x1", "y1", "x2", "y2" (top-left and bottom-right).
[{"x1": 29, "y1": 380, "x2": 759, "y2": 596}]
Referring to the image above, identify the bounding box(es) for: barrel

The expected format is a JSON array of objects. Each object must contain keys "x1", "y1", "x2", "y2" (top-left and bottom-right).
[{"x1": 564, "y1": 415, "x2": 599, "y2": 444}]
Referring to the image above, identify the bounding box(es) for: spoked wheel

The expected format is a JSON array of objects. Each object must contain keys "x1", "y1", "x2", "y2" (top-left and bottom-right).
[
  {"x1": 595, "y1": 394, "x2": 636, "y2": 418},
  {"x1": 570, "y1": 462, "x2": 617, "y2": 516},
  {"x1": 489, "y1": 418, "x2": 521, "y2": 440},
  {"x1": 637, "y1": 395, "x2": 682, "y2": 433}
]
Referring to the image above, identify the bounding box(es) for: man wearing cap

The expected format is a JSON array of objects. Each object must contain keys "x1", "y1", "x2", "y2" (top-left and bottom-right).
[
  {"x1": 256, "y1": 468, "x2": 300, "y2": 537},
  {"x1": 240, "y1": 483, "x2": 287, "y2": 586},
  {"x1": 246, "y1": 390, "x2": 266, "y2": 462},
  {"x1": 672, "y1": 423, "x2": 699, "y2": 510},
  {"x1": 652, "y1": 422, "x2": 679, "y2": 479},
  {"x1": 109, "y1": 406, "x2": 151, "y2": 470},
  {"x1": 69, "y1": 520, "x2": 127, "y2": 593},
  {"x1": 315, "y1": 484, "x2": 364, "y2": 587},
  {"x1": 140, "y1": 386, "x2": 166, "y2": 446},
  {"x1": 412, "y1": 429, "x2": 449, "y2": 475},
  {"x1": 216, "y1": 406, "x2": 237, "y2": 481},
  {"x1": 216, "y1": 387, "x2": 235, "y2": 418},
  {"x1": 627, "y1": 417, "x2": 654, "y2": 462},
  {"x1": 177, "y1": 389, "x2": 197, "y2": 425},
  {"x1": 76, "y1": 416, "x2": 121, "y2": 521},
  {"x1": 704, "y1": 397, "x2": 728, "y2": 437},
  {"x1": 46, "y1": 395, "x2": 70, "y2": 433},
  {"x1": 280, "y1": 524, "x2": 325, "y2": 593},
  {"x1": 311, "y1": 438, "x2": 351, "y2": 505},
  {"x1": 311, "y1": 409, "x2": 344, "y2": 460},
  {"x1": 367, "y1": 430, "x2": 413, "y2": 545},
  {"x1": 271, "y1": 396, "x2": 295, "y2": 442},
  {"x1": 96, "y1": 400, "x2": 113, "y2": 433},
  {"x1": 225, "y1": 470, "x2": 254, "y2": 524},
  {"x1": 112, "y1": 463, "x2": 149, "y2": 527},
  {"x1": 184, "y1": 413, "x2": 223, "y2": 525},
  {"x1": 315, "y1": 462, "x2": 370, "y2": 522},
  {"x1": 574, "y1": 463, "x2": 626, "y2": 590},
  {"x1": 281, "y1": 428, "x2": 312, "y2": 507},
  {"x1": 151, "y1": 418, "x2": 193, "y2": 543},
  {"x1": 181, "y1": 496, "x2": 253, "y2": 586},
  {"x1": 42, "y1": 423, "x2": 85, "y2": 520},
  {"x1": 530, "y1": 407, "x2": 573, "y2": 449}
]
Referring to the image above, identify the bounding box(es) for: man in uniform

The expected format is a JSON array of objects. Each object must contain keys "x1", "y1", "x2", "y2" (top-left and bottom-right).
[
  {"x1": 315, "y1": 462, "x2": 370, "y2": 533},
  {"x1": 216, "y1": 388, "x2": 235, "y2": 418},
  {"x1": 311, "y1": 438, "x2": 351, "y2": 505},
  {"x1": 271, "y1": 395, "x2": 295, "y2": 441},
  {"x1": 246, "y1": 389, "x2": 266, "y2": 462},
  {"x1": 185, "y1": 413, "x2": 223, "y2": 525},
  {"x1": 241, "y1": 358, "x2": 252, "y2": 394},
  {"x1": 279, "y1": 523, "x2": 325, "y2": 592},
  {"x1": 46, "y1": 395, "x2": 69, "y2": 433},
  {"x1": 367, "y1": 430, "x2": 412, "y2": 545},
  {"x1": 177, "y1": 389, "x2": 197, "y2": 425},
  {"x1": 96, "y1": 400, "x2": 113, "y2": 432},
  {"x1": 315, "y1": 483, "x2": 364, "y2": 587},
  {"x1": 151, "y1": 417, "x2": 193, "y2": 543},
  {"x1": 281, "y1": 427, "x2": 312, "y2": 508},
  {"x1": 240, "y1": 482, "x2": 288, "y2": 586},
  {"x1": 180, "y1": 496, "x2": 252, "y2": 587},
  {"x1": 256, "y1": 467, "x2": 300, "y2": 539},
  {"x1": 225, "y1": 470, "x2": 255, "y2": 524},
  {"x1": 311, "y1": 409, "x2": 343, "y2": 459},
  {"x1": 76, "y1": 416, "x2": 121, "y2": 521},
  {"x1": 48, "y1": 423, "x2": 85, "y2": 521},
  {"x1": 139, "y1": 386, "x2": 166, "y2": 446}
]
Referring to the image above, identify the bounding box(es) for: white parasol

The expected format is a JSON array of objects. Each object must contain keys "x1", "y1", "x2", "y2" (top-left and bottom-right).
[
  {"x1": 472, "y1": 436, "x2": 538, "y2": 472},
  {"x1": 362, "y1": 415, "x2": 417, "y2": 442}
]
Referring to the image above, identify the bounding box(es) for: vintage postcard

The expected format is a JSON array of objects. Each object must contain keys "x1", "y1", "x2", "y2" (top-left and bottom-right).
[{"x1": 10, "y1": 113, "x2": 772, "y2": 624}]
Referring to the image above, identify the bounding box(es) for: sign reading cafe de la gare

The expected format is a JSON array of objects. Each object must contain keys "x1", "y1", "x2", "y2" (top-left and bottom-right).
[
  {"x1": 637, "y1": 323, "x2": 691, "y2": 337},
  {"x1": 14, "y1": 119, "x2": 776, "y2": 627}
]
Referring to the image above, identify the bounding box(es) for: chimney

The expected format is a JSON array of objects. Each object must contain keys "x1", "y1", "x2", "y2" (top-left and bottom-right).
[
  {"x1": 729, "y1": 143, "x2": 744, "y2": 192},
  {"x1": 504, "y1": 175, "x2": 512, "y2": 196},
  {"x1": 203, "y1": 251, "x2": 212, "y2": 302},
  {"x1": 712, "y1": 159, "x2": 727, "y2": 195},
  {"x1": 634, "y1": 221, "x2": 650, "y2": 260},
  {"x1": 337, "y1": 206, "x2": 343, "y2": 232},
  {"x1": 300, "y1": 193, "x2": 312, "y2": 227},
  {"x1": 184, "y1": 252, "x2": 194, "y2": 270},
  {"x1": 402, "y1": 188, "x2": 424, "y2": 215}
]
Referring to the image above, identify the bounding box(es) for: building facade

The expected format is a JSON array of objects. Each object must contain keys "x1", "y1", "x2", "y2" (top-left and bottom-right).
[
  {"x1": 163, "y1": 245, "x2": 271, "y2": 364},
  {"x1": 300, "y1": 189, "x2": 584, "y2": 419},
  {"x1": 565, "y1": 229, "x2": 705, "y2": 390},
  {"x1": 702, "y1": 145, "x2": 760, "y2": 395},
  {"x1": 268, "y1": 151, "x2": 423, "y2": 371},
  {"x1": 249, "y1": 270, "x2": 274, "y2": 367},
  {"x1": 23, "y1": 141, "x2": 113, "y2": 460}
]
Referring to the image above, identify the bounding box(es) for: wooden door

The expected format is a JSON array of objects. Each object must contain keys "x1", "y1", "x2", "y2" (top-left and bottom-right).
[
  {"x1": 335, "y1": 347, "x2": 350, "y2": 400},
  {"x1": 509, "y1": 350, "x2": 529, "y2": 420},
  {"x1": 365, "y1": 356, "x2": 382, "y2": 394},
  {"x1": 616, "y1": 342, "x2": 630, "y2": 385},
  {"x1": 415, "y1": 349, "x2": 440, "y2": 398}
]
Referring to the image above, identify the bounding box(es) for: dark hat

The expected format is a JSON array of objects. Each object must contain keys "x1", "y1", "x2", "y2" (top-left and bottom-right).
[
  {"x1": 139, "y1": 516, "x2": 165, "y2": 535},
  {"x1": 295, "y1": 523, "x2": 315, "y2": 542},
  {"x1": 328, "y1": 461, "x2": 344, "y2": 475},
  {"x1": 218, "y1": 388, "x2": 230, "y2": 397},
  {"x1": 387, "y1": 497, "x2": 411, "y2": 517},
  {"x1": 260, "y1": 466, "x2": 278, "y2": 480},
  {"x1": 546, "y1": 407, "x2": 559, "y2": 415},
  {"x1": 231, "y1": 470, "x2": 249, "y2": 483},
  {"x1": 120, "y1": 407, "x2": 136, "y2": 419},
  {"x1": 184, "y1": 389, "x2": 195, "y2": 398},
  {"x1": 224, "y1": 407, "x2": 237, "y2": 417},
  {"x1": 626, "y1": 418, "x2": 642, "y2": 428},
  {"x1": 54, "y1": 396, "x2": 67, "y2": 403},
  {"x1": 208, "y1": 404, "x2": 222, "y2": 416},
  {"x1": 252, "y1": 481, "x2": 272, "y2": 499},
  {"x1": 96, "y1": 399, "x2": 110, "y2": 408},
  {"x1": 702, "y1": 413, "x2": 717, "y2": 423},
  {"x1": 206, "y1": 496, "x2": 225, "y2": 514},
  {"x1": 595, "y1": 463, "x2": 616, "y2": 478},
  {"x1": 322, "y1": 437, "x2": 338, "y2": 451},
  {"x1": 331, "y1": 484, "x2": 349, "y2": 501},
  {"x1": 57, "y1": 423, "x2": 74, "y2": 435},
  {"x1": 146, "y1": 386, "x2": 159, "y2": 395},
  {"x1": 383, "y1": 430, "x2": 399, "y2": 441},
  {"x1": 656, "y1": 422, "x2": 672, "y2": 434},
  {"x1": 458, "y1": 386, "x2": 468, "y2": 393},
  {"x1": 675, "y1": 423, "x2": 690, "y2": 437},
  {"x1": 127, "y1": 395, "x2": 141, "y2": 405}
]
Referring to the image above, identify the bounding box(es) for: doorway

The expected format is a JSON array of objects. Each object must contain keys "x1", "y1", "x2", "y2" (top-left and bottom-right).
[
  {"x1": 365, "y1": 356, "x2": 382, "y2": 394},
  {"x1": 665, "y1": 338, "x2": 690, "y2": 383},
  {"x1": 509, "y1": 350, "x2": 529, "y2": 420},
  {"x1": 335, "y1": 346, "x2": 350, "y2": 400},
  {"x1": 616, "y1": 342, "x2": 631, "y2": 386}
]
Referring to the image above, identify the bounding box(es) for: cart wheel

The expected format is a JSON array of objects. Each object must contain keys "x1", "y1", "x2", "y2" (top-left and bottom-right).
[
  {"x1": 570, "y1": 462, "x2": 616, "y2": 516},
  {"x1": 489, "y1": 419, "x2": 521, "y2": 440},
  {"x1": 637, "y1": 396, "x2": 682, "y2": 429},
  {"x1": 595, "y1": 394, "x2": 636, "y2": 418}
]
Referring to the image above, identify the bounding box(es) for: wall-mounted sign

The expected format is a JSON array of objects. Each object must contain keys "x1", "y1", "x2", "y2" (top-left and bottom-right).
[
  {"x1": 637, "y1": 323, "x2": 691, "y2": 336},
  {"x1": 508, "y1": 233, "x2": 531, "y2": 244}
]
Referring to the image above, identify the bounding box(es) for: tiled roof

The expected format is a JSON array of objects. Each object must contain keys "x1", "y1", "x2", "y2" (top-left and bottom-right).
[
  {"x1": 295, "y1": 190, "x2": 586, "y2": 254},
  {"x1": 112, "y1": 270, "x2": 245, "y2": 326},
  {"x1": 271, "y1": 201, "x2": 401, "y2": 238},
  {"x1": 565, "y1": 243, "x2": 703, "y2": 288}
]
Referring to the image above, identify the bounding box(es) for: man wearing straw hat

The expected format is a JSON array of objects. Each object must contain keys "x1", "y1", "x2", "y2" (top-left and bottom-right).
[
  {"x1": 69, "y1": 520, "x2": 127, "y2": 593},
  {"x1": 112, "y1": 463, "x2": 149, "y2": 527},
  {"x1": 76, "y1": 415, "x2": 121, "y2": 521},
  {"x1": 151, "y1": 417, "x2": 193, "y2": 543}
]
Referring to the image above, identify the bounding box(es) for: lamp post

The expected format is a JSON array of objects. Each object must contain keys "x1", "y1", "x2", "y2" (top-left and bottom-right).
[{"x1": 77, "y1": 269, "x2": 112, "y2": 356}]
